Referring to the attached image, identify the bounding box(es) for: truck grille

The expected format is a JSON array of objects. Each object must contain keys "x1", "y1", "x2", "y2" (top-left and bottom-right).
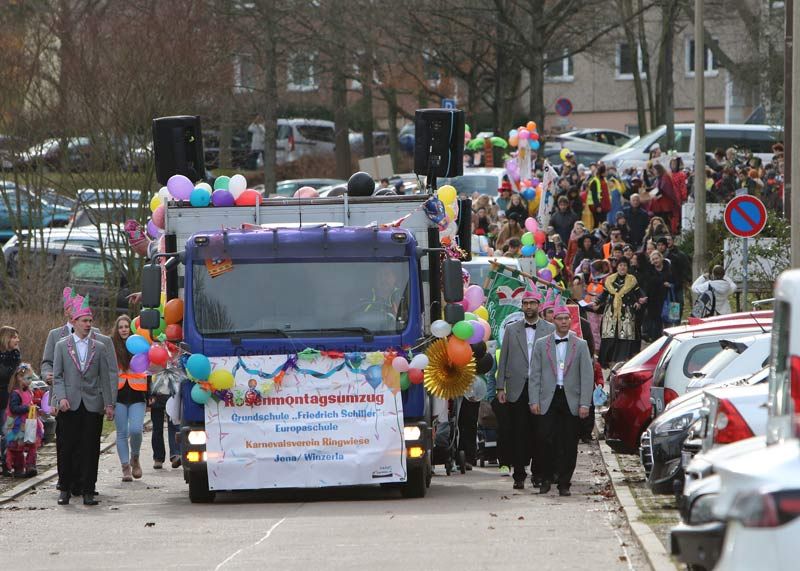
[{"x1": 640, "y1": 429, "x2": 654, "y2": 478}]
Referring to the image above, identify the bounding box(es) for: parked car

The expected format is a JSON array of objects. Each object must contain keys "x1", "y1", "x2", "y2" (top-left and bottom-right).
[
  {"x1": 276, "y1": 119, "x2": 336, "y2": 165},
  {"x1": 685, "y1": 333, "x2": 771, "y2": 391},
  {"x1": 601, "y1": 123, "x2": 782, "y2": 171},
  {"x1": 398, "y1": 123, "x2": 415, "y2": 154},
  {"x1": 349, "y1": 131, "x2": 391, "y2": 156},
  {"x1": 273, "y1": 179, "x2": 346, "y2": 198},
  {"x1": 203, "y1": 129, "x2": 252, "y2": 170},
  {"x1": 462, "y1": 256, "x2": 520, "y2": 289},
  {"x1": 71, "y1": 188, "x2": 144, "y2": 228},
  {"x1": 559, "y1": 128, "x2": 633, "y2": 148},
  {"x1": 18, "y1": 137, "x2": 96, "y2": 171},
  {"x1": 2, "y1": 224, "x2": 123, "y2": 270},
  {"x1": 541, "y1": 144, "x2": 608, "y2": 168},
  {"x1": 439, "y1": 167, "x2": 507, "y2": 199},
  {"x1": 0, "y1": 181, "x2": 72, "y2": 243}
]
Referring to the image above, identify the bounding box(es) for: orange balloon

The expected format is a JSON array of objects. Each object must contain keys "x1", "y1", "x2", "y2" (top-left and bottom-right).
[
  {"x1": 164, "y1": 298, "x2": 184, "y2": 325},
  {"x1": 447, "y1": 337, "x2": 473, "y2": 366},
  {"x1": 139, "y1": 327, "x2": 152, "y2": 343},
  {"x1": 527, "y1": 121, "x2": 537, "y2": 131}
]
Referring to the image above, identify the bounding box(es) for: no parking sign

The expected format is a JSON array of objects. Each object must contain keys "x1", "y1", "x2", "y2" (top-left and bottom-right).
[{"x1": 724, "y1": 195, "x2": 767, "y2": 238}]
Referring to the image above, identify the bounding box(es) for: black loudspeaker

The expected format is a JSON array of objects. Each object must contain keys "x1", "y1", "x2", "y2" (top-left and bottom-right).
[
  {"x1": 153, "y1": 116, "x2": 205, "y2": 185},
  {"x1": 444, "y1": 303, "x2": 465, "y2": 325},
  {"x1": 442, "y1": 258, "x2": 464, "y2": 302},
  {"x1": 456, "y1": 198, "x2": 472, "y2": 262},
  {"x1": 413, "y1": 108, "x2": 464, "y2": 179}
]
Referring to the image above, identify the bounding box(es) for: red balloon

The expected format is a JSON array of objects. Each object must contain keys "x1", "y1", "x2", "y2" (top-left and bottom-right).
[
  {"x1": 447, "y1": 337, "x2": 473, "y2": 366},
  {"x1": 235, "y1": 189, "x2": 262, "y2": 206},
  {"x1": 148, "y1": 345, "x2": 169, "y2": 367},
  {"x1": 534, "y1": 230, "x2": 546, "y2": 246},
  {"x1": 165, "y1": 323, "x2": 183, "y2": 341},
  {"x1": 408, "y1": 368, "x2": 424, "y2": 384}
]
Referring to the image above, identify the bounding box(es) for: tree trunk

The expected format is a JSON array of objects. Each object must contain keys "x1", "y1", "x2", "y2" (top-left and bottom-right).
[
  {"x1": 657, "y1": 0, "x2": 677, "y2": 148},
  {"x1": 385, "y1": 88, "x2": 400, "y2": 173},
  {"x1": 637, "y1": 0, "x2": 656, "y2": 129},
  {"x1": 217, "y1": 0, "x2": 233, "y2": 170},
  {"x1": 528, "y1": 0, "x2": 546, "y2": 133},
  {"x1": 261, "y1": 11, "x2": 278, "y2": 196},
  {"x1": 622, "y1": 0, "x2": 647, "y2": 134},
  {"x1": 332, "y1": 62, "x2": 352, "y2": 179},
  {"x1": 361, "y1": 53, "x2": 375, "y2": 158}
]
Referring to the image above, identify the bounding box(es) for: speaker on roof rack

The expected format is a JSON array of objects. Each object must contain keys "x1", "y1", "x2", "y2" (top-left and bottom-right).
[
  {"x1": 153, "y1": 115, "x2": 205, "y2": 185},
  {"x1": 413, "y1": 108, "x2": 464, "y2": 180}
]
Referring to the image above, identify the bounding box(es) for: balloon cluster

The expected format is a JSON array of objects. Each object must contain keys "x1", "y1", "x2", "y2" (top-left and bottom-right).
[
  {"x1": 126, "y1": 298, "x2": 186, "y2": 374},
  {"x1": 389, "y1": 352, "x2": 430, "y2": 390},
  {"x1": 184, "y1": 353, "x2": 236, "y2": 405},
  {"x1": 508, "y1": 120, "x2": 541, "y2": 151},
  {"x1": 435, "y1": 184, "x2": 459, "y2": 243},
  {"x1": 516, "y1": 216, "x2": 563, "y2": 283}
]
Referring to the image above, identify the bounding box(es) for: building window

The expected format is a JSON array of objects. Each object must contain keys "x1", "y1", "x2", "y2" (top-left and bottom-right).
[
  {"x1": 616, "y1": 42, "x2": 646, "y2": 80},
  {"x1": 423, "y1": 51, "x2": 441, "y2": 86},
  {"x1": 544, "y1": 51, "x2": 574, "y2": 82},
  {"x1": 287, "y1": 53, "x2": 317, "y2": 92},
  {"x1": 685, "y1": 38, "x2": 718, "y2": 76},
  {"x1": 233, "y1": 54, "x2": 258, "y2": 94}
]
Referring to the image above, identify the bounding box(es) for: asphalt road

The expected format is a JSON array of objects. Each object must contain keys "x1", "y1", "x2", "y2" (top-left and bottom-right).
[{"x1": 0, "y1": 437, "x2": 647, "y2": 570}]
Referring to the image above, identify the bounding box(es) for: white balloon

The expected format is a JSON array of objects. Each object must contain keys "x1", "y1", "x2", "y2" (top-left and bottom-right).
[
  {"x1": 410, "y1": 354, "x2": 429, "y2": 369},
  {"x1": 158, "y1": 186, "x2": 170, "y2": 201},
  {"x1": 195, "y1": 182, "x2": 213, "y2": 193},
  {"x1": 465, "y1": 377, "x2": 487, "y2": 402},
  {"x1": 431, "y1": 319, "x2": 452, "y2": 338},
  {"x1": 440, "y1": 221, "x2": 458, "y2": 238},
  {"x1": 229, "y1": 174, "x2": 247, "y2": 198}
]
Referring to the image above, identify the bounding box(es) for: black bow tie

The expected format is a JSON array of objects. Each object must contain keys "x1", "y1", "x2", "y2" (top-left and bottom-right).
[
  {"x1": 525, "y1": 323, "x2": 537, "y2": 329},
  {"x1": 554, "y1": 338, "x2": 568, "y2": 345}
]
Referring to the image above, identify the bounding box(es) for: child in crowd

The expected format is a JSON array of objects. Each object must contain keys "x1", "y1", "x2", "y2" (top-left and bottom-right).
[{"x1": 5, "y1": 364, "x2": 44, "y2": 478}]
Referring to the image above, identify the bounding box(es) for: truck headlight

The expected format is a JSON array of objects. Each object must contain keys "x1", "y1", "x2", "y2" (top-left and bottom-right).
[
  {"x1": 403, "y1": 426, "x2": 421, "y2": 441},
  {"x1": 689, "y1": 493, "x2": 718, "y2": 525},
  {"x1": 654, "y1": 411, "x2": 699, "y2": 435},
  {"x1": 187, "y1": 430, "x2": 207, "y2": 445}
]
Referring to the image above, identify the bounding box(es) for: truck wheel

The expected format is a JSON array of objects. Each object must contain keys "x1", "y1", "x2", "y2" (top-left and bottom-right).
[
  {"x1": 188, "y1": 470, "x2": 216, "y2": 503},
  {"x1": 401, "y1": 465, "x2": 427, "y2": 498}
]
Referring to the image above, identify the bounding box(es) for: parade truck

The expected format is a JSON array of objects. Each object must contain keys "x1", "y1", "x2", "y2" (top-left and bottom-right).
[{"x1": 140, "y1": 190, "x2": 466, "y2": 502}]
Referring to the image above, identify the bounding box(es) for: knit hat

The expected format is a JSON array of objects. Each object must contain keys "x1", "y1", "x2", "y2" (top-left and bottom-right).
[
  {"x1": 70, "y1": 294, "x2": 93, "y2": 320},
  {"x1": 553, "y1": 305, "x2": 571, "y2": 319}
]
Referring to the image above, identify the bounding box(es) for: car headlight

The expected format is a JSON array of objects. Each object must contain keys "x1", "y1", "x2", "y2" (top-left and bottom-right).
[
  {"x1": 654, "y1": 410, "x2": 700, "y2": 435},
  {"x1": 403, "y1": 426, "x2": 421, "y2": 441},
  {"x1": 689, "y1": 493, "x2": 718, "y2": 525},
  {"x1": 187, "y1": 430, "x2": 207, "y2": 445},
  {"x1": 686, "y1": 418, "x2": 704, "y2": 440}
]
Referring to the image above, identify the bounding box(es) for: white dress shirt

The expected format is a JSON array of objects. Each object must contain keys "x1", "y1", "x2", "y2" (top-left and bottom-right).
[
  {"x1": 554, "y1": 333, "x2": 569, "y2": 386},
  {"x1": 524, "y1": 319, "x2": 538, "y2": 363},
  {"x1": 72, "y1": 333, "x2": 89, "y2": 368}
]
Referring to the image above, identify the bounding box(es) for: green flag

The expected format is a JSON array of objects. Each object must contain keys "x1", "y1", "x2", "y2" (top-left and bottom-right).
[{"x1": 485, "y1": 270, "x2": 527, "y2": 344}]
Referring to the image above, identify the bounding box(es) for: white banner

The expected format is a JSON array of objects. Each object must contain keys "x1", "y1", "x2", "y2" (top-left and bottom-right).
[{"x1": 204, "y1": 355, "x2": 406, "y2": 490}]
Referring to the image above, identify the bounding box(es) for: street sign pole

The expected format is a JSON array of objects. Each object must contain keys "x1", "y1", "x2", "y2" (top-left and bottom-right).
[{"x1": 742, "y1": 237, "x2": 749, "y2": 304}]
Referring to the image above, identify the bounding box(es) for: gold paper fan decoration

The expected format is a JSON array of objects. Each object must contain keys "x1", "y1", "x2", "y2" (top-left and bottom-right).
[{"x1": 423, "y1": 339, "x2": 476, "y2": 399}]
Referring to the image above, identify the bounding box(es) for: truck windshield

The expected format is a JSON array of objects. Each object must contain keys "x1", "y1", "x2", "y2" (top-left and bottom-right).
[{"x1": 192, "y1": 259, "x2": 410, "y2": 336}]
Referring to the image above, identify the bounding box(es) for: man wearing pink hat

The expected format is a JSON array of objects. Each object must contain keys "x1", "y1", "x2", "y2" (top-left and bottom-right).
[
  {"x1": 496, "y1": 288, "x2": 555, "y2": 490},
  {"x1": 52, "y1": 294, "x2": 115, "y2": 506},
  {"x1": 529, "y1": 304, "x2": 593, "y2": 496}
]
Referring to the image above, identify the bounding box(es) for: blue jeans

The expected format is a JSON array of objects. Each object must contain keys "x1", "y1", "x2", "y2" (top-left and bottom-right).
[
  {"x1": 115, "y1": 402, "x2": 146, "y2": 464},
  {"x1": 150, "y1": 402, "x2": 178, "y2": 461}
]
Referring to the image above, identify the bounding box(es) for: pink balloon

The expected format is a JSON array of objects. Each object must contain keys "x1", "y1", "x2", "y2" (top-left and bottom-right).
[
  {"x1": 525, "y1": 217, "x2": 538, "y2": 233},
  {"x1": 392, "y1": 356, "x2": 410, "y2": 373},
  {"x1": 294, "y1": 186, "x2": 319, "y2": 198},
  {"x1": 518, "y1": 129, "x2": 531, "y2": 140},
  {"x1": 152, "y1": 205, "x2": 165, "y2": 229},
  {"x1": 477, "y1": 318, "x2": 492, "y2": 341},
  {"x1": 464, "y1": 285, "x2": 485, "y2": 309}
]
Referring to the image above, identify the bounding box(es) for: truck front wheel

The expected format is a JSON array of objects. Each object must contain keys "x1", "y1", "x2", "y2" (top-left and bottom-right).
[
  {"x1": 188, "y1": 470, "x2": 216, "y2": 503},
  {"x1": 401, "y1": 465, "x2": 427, "y2": 498}
]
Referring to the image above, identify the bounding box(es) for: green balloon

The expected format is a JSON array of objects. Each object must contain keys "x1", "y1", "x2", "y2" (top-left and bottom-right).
[
  {"x1": 214, "y1": 175, "x2": 230, "y2": 190},
  {"x1": 535, "y1": 250, "x2": 548, "y2": 268},
  {"x1": 464, "y1": 312, "x2": 478, "y2": 321},
  {"x1": 521, "y1": 232, "x2": 534, "y2": 246},
  {"x1": 152, "y1": 317, "x2": 166, "y2": 338},
  {"x1": 452, "y1": 320, "x2": 474, "y2": 340},
  {"x1": 399, "y1": 372, "x2": 411, "y2": 391}
]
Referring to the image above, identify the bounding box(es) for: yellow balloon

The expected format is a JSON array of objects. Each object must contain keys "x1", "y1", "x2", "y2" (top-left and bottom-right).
[
  {"x1": 149, "y1": 195, "x2": 162, "y2": 213},
  {"x1": 445, "y1": 204, "x2": 456, "y2": 219},
  {"x1": 366, "y1": 351, "x2": 385, "y2": 365},
  {"x1": 474, "y1": 306, "x2": 489, "y2": 321},
  {"x1": 437, "y1": 185, "x2": 457, "y2": 204},
  {"x1": 209, "y1": 369, "x2": 235, "y2": 391}
]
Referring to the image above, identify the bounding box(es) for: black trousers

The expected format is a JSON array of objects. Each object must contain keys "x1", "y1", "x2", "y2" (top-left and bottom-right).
[
  {"x1": 490, "y1": 397, "x2": 512, "y2": 468},
  {"x1": 509, "y1": 387, "x2": 537, "y2": 483},
  {"x1": 537, "y1": 387, "x2": 579, "y2": 490},
  {"x1": 578, "y1": 404, "x2": 595, "y2": 440},
  {"x1": 457, "y1": 398, "x2": 479, "y2": 465},
  {"x1": 57, "y1": 404, "x2": 104, "y2": 495}
]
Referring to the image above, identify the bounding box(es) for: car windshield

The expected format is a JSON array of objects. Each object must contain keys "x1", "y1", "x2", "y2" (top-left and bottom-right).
[
  {"x1": 192, "y1": 260, "x2": 410, "y2": 336},
  {"x1": 439, "y1": 174, "x2": 500, "y2": 197},
  {"x1": 617, "y1": 135, "x2": 640, "y2": 150},
  {"x1": 694, "y1": 346, "x2": 742, "y2": 378}
]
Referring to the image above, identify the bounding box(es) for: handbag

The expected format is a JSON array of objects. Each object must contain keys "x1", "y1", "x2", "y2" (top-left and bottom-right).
[
  {"x1": 592, "y1": 386, "x2": 608, "y2": 407},
  {"x1": 661, "y1": 286, "x2": 681, "y2": 325},
  {"x1": 24, "y1": 406, "x2": 38, "y2": 444}
]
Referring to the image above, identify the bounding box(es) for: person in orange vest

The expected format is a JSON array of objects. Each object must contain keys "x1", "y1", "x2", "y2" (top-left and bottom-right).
[{"x1": 111, "y1": 315, "x2": 148, "y2": 482}]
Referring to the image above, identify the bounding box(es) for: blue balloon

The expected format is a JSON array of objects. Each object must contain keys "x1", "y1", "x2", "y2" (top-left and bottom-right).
[
  {"x1": 521, "y1": 245, "x2": 535, "y2": 257},
  {"x1": 186, "y1": 354, "x2": 211, "y2": 381},
  {"x1": 190, "y1": 188, "x2": 211, "y2": 207},
  {"x1": 531, "y1": 140, "x2": 540, "y2": 150},
  {"x1": 522, "y1": 188, "x2": 536, "y2": 200},
  {"x1": 191, "y1": 383, "x2": 211, "y2": 405},
  {"x1": 125, "y1": 334, "x2": 150, "y2": 355},
  {"x1": 364, "y1": 365, "x2": 383, "y2": 390}
]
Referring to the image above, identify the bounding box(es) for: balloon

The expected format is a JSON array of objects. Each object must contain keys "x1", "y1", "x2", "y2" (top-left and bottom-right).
[
  {"x1": 399, "y1": 372, "x2": 411, "y2": 391},
  {"x1": 131, "y1": 316, "x2": 139, "y2": 334},
  {"x1": 186, "y1": 354, "x2": 211, "y2": 381},
  {"x1": 410, "y1": 354, "x2": 429, "y2": 370},
  {"x1": 164, "y1": 298, "x2": 184, "y2": 325},
  {"x1": 526, "y1": 121, "x2": 537, "y2": 131},
  {"x1": 518, "y1": 128, "x2": 530, "y2": 140},
  {"x1": 447, "y1": 337, "x2": 473, "y2": 366},
  {"x1": 125, "y1": 334, "x2": 150, "y2": 355},
  {"x1": 146, "y1": 219, "x2": 160, "y2": 240},
  {"x1": 534, "y1": 230, "x2": 546, "y2": 246},
  {"x1": 431, "y1": 320, "x2": 452, "y2": 338},
  {"x1": 408, "y1": 368, "x2": 424, "y2": 384},
  {"x1": 522, "y1": 188, "x2": 535, "y2": 200},
  {"x1": 364, "y1": 365, "x2": 383, "y2": 389},
  {"x1": 392, "y1": 356, "x2": 410, "y2": 372},
  {"x1": 521, "y1": 232, "x2": 534, "y2": 246},
  {"x1": 229, "y1": 174, "x2": 247, "y2": 198},
  {"x1": 148, "y1": 345, "x2": 169, "y2": 367},
  {"x1": 167, "y1": 174, "x2": 193, "y2": 201},
  {"x1": 464, "y1": 312, "x2": 478, "y2": 321},
  {"x1": 521, "y1": 245, "x2": 535, "y2": 257},
  {"x1": 440, "y1": 221, "x2": 458, "y2": 238},
  {"x1": 560, "y1": 148, "x2": 572, "y2": 162},
  {"x1": 213, "y1": 176, "x2": 230, "y2": 191},
  {"x1": 474, "y1": 306, "x2": 488, "y2": 321},
  {"x1": 195, "y1": 182, "x2": 212, "y2": 193},
  {"x1": 508, "y1": 129, "x2": 518, "y2": 138},
  {"x1": 152, "y1": 317, "x2": 166, "y2": 339},
  {"x1": 436, "y1": 185, "x2": 457, "y2": 205},
  {"x1": 190, "y1": 187, "x2": 211, "y2": 207},
  {"x1": 235, "y1": 189, "x2": 262, "y2": 206},
  {"x1": 444, "y1": 204, "x2": 455, "y2": 220},
  {"x1": 466, "y1": 322, "x2": 484, "y2": 344},
  {"x1": 538, "y1": 269, "x2": 553, "y2": 282},
  {"x1": 476, "y1": 353, "x2": 494, "y2": 375},
  {"x1": 138, "y1": 327, "x2": 152, "y2": 344},
  {"x1": 465, "y1": 376, "x2": 487, "y2": 401},
  {"x1": 534, "y1": 249, "x2": 549, "y2": 268},
  {"x1": 158, "y1": 186, "x2": 171, "y2": 202},
  {"x1": 294, "y1": 186, "x2": 318, "y2": 198},
  {"x1": 191, "y1": 383, "x2": 211, "y2": 405},
  {"x1": 209, "y1": 369, "x2": 235, "y2": 391},
  {"x1": 165, "y1": 323, "x2": 183, "y2": 341},
  {"x1": 366, "y1": 351, "x2": 384, "y2": 365},
  {"x1": 452, "y1": 320, "x2": 474, "y2": 341},
  {"x1": 151, "y1": 206, "x2": 165, "y2": 229},
  {"x1": 471, "y1": 341, "x2": 487, "y2": 359},
  {"x1": 40, "y1": 391, "x2": 51, "y2": 414},
  {"x1": 531, "y1": 140, "x2": 540, "y2": 150},
  {"x1": 531, "y1": 178, "x2": 541, "y2": 188},
  {"x1": 211, "y1": 189, "x2": 235, "y2": 207},
  {"x1": 464, "y1": 285, "x2": 485, "y2": 309},
  {"x1": 509, "y1": 135, "x2": 519, "y2": 147},
  {"x1": 149, "y1": 195, "x2": 162, "y2": 212},
  {"x1": 525, "y1": 217, "x2": 538, "y2": 233},
  {"x1": 130, "y1": 353, "x2": 150, "y2": 374},
  {"x1": 477, "y1": 318, "x2": 492, "y2": 342},
  {"x1": 531, "y1": 131, "x2": 540, "y2": 141}
]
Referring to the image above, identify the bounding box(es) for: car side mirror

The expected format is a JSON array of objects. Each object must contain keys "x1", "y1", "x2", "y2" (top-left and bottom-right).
[
  {"x1": 139, "y1": 308, "x2": 161, "y2": 330},
  {"x1": 141, "y1": 263, "x2": 161, "y2": 308}
]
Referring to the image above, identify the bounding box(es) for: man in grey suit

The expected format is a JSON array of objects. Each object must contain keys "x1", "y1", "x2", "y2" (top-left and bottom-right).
[
  {"x1": 53, "y1": 296, "x2": 115, "y2": 506},
  {"x1": 496, "y1": 290, "x2": 555, "y2": 489},
  {"x1": 529, "y1": 305, "x2": 594, "y2": 496}
]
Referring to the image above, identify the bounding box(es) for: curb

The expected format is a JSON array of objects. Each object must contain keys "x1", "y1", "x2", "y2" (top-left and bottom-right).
[
  {"x1": 597, "y1": 437, "x2": 677, "y2": 571},
  {"x1": 0, "y1": 415, "x2": 152, "y2": 505}
]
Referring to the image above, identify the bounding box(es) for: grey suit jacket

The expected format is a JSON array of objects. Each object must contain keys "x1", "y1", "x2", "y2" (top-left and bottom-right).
[
  {"x1": 92, "y1": 332, "x2": 119, "y2": 404},
  {"x1": 53, "y1": 336, "x2": 113, "y2": 414},
  {"x1": 41, "y1": 325, "x2": 72, "y2": 379},
  {"x1": 529, "y1": 331, "x2": 593, "y2": 416},
  {"x1": 496, "y1": 318, "x2": 556, "y2": 403}
]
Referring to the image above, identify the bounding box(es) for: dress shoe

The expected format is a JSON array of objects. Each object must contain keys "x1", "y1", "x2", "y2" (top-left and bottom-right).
[
  {"x1": 24, "y1": 468, "x2": 37, "y2": 478},
  {"x1": 83, "y1": 494, "x2": 99, "y2": 506},
  {"x1": 538, "y1": 481, "x2": 552, "y2": 495},
  {"x1": 57, "y1": 490, "x2": 70, "y2": 505},
  {"x1": 558, "y1": 488, "x2": 571, "y2": 497},
  {"x1": 170, "y1": 455, "x2": 182, "y2": 469},
  {"x1": 512, "y1": 480, "x2": 524, "y2": 490},
  {"x1": 153, "y1": 460, "x2": 163, "y2": 470}
]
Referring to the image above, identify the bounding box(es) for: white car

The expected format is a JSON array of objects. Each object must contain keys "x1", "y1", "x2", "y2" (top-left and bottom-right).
[
  {"x1": 686, "y1": 333, "x2": 771, "y2": 391},
  {"x1": 462, "y1": 256, "x2": 520, "y2": 289},
  {"x1": 439, "y1": 167, "x2": 507, "y2": 199},
  {"x1": 276, "y1": 119, "x2": 335, "y2": 165},
  {"x1": 559, "y1": 128, "x2": 633, "y2": 148}
]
